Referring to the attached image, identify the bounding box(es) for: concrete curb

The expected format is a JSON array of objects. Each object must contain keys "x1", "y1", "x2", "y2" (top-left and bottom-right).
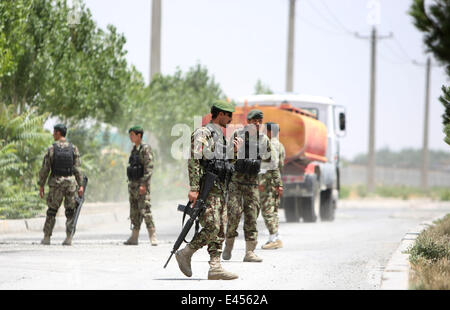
[
  {"x1": 0, "y1": 200, "x2": 183, "y2": 235},
  {"x1": 380, "y1": 213, "x2": 448, "y2": 290},
  {"x1": 0, "y1": 204, "x2": 126, "y2": 235}
]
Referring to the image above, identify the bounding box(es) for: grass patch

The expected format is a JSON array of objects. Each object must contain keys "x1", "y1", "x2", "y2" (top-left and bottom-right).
[
  {"x1": 340, "y1": 185, "x2": 450, "y2": 201},
  {"x1": 408, "y1": 214, "x2": 450, "y2": 290}
]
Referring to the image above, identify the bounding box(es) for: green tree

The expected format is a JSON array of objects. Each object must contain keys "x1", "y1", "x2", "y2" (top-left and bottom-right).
[
  {"x1": 125, "y1": 64, "x2": 224, "y2": 164},
  {"x1": 254, "y1": 79, "x2": 274, "y2": 95},
  {"x1": 0, "y1": 104, "x2": 52, "y2": 219},
  {"x1": 0, "y1": 0, "x2": 135, "y2": 124},
  {"x1": 410, "y1": 0, "x2": 450, "y2": 145}
]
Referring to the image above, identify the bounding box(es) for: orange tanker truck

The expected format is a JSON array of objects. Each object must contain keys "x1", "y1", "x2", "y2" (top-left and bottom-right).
[{"x1": 203, "y1": 94, "x2": 346, "y2": 223}]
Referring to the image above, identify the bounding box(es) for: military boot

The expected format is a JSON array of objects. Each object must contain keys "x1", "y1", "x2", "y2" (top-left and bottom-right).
[
  {"x1": 62, "y1": 233, "x2": 73, "y2": 246},
  {"x1": 40, "y1": 234, "x2": 51, "y2": 245},
  {"x1": 41, "y1": 215, "x2": 56, "y2": 245},
  {"x1": 175, "y1": 245, "x2": 197, "y2": 277},
  {"x1": 261, "y1": 239, "x2": 283, "y2": 250},
  {"x1": 124, "y1": 228, "x2": 140, "y2": 245},
  {"x1": 147, "y1": 227, "x2": 158, "y2": 246},
  {"x1": 208, "y1": 256, "x2": 239, "y2": 280},
  {"x1": 222, "y1": 238, "x2": 235, "y2": 260},
  {"x1": 243, "y1": 240, "x2": 263, "y2": 262}
]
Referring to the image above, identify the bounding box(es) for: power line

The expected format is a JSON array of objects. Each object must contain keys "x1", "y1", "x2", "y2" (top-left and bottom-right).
[
  {"x1": 317, "y1": 0, "x2": 355, "y2": 35},
  {"x1": 304, "y1": 0, "x2": 356, "y2": 37},
  {"x1": 298, "y1": 14, "x2": 348, "y2": 36}
]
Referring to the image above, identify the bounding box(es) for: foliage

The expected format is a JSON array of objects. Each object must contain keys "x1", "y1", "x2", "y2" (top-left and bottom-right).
[
  {"x1": 0, "y1": 104, "x2": 52, "y2": 219},
  {"x1": 440, "y1": 85, "x2": 450, "y2": 145},
  {"x1": 124, "y1": 64, "x2": 224, "y2": 165},
  {"x1": 0, "y1": 0, "x2": 135, "y2": 124},
  {"x1": 341, "y1": 184, "x2": 450, "y2": 201},
  {"x1": 410, "y1": 0, "x2": 450, "y2": 145},
  {"x1": 254, "y1": 79, "x2": 273, "y2": 95},
  {"x1": 408, "y1": 214, "x2": 450, "y2": 289}
]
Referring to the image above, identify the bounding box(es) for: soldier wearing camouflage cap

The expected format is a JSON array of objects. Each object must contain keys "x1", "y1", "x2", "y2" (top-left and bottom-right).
[
  {"x1": 124, "y1": 126, "x2": 158, "y2": 246},
  {"x1": 175, "y1": 99, "x2": 241, "y2": 280},
  {"x1": 223, "y1": 110, "x2": 282, "y2": 262},
  {"x1": 38, "y1": 124, "x2": 84, "y2": 246}
]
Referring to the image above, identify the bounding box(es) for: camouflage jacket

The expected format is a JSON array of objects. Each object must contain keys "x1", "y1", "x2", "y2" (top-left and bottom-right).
[
  {"x1": 268, "y1": 138, "x2": 285, "y2": 173},
  {"x1": 38, "y1": 140, "x2": 82, "y2": 187},
  {"x1": 230, "y1": 127, "x2": 281, "y2": 187},
  {"x1": 258, "y1": 139, "x2": 285, "y2": 187},
  {"x1": 188, "y1": 122, "x2": 233, "y2": 194},
  {"x1": 128, "y1": 143, "x2": 154, "y2": 187}
]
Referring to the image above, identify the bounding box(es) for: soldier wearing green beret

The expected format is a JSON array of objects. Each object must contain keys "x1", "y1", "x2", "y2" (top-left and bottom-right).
[
  {"x1": 175, "y1": 99, "x2": 241, "y2": 280},
  {"x1": 38, "y1": 124, "x2": 84, "y2": 246},
  {"x1": 222, "y1": 110, "x2": 282, "y2": 262},
  {"x1": 124, "y1": 126, "x2": 158, "y2": 246}
]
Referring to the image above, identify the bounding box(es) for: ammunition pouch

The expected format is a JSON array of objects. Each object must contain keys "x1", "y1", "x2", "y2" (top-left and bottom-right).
[
  {"x1": 127, "y1": 165, "x2": 144, "y2": 181},
  {"x1": 127, "y1": 152, "x2": 144, "y2": 181},
  {"x1": 200, "y1": 159, "x2": 234, "y2": 183},
  {"x1": 234, "y1": 158, "x2": 261, "y2": 175}
]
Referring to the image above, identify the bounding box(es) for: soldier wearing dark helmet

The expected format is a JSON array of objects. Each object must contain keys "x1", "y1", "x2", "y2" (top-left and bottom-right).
[
  {"x1": 124, "y1": 126, "x2": 158, "y2": 246},
  {"x1": 38, "y1": 124, "x2": 83, "y2": 246}
]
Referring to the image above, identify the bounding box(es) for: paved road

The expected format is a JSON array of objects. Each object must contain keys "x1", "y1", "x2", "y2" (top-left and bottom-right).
[{"x1": 0, "y1": 199, "x2": 449, "y2": 290}]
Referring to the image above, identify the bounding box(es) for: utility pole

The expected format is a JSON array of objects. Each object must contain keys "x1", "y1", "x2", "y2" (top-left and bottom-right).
[
  {"x1": 421, "y1": 57, "x2": 431, "y2": 189},
  {"x1": 150, "y1": 0, "x2": 162, "y2": 82},
  {"x1": 285, "y1": 0, "x2": 296, "y2": 92},
  {"x1": 355, "y1": 27, "x2": 392, "y2": 193}
]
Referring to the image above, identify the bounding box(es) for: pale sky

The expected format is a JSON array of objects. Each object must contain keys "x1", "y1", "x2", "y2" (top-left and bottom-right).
[{"x1": 81, "y1": 0, "x2": 449, "y2": 159}]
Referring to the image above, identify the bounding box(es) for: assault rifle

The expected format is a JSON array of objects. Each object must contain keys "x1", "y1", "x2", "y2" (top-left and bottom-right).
[
  {"x1": 70, "y1": 175, "x2": 88, "y2": 239},
  {"x1": 163, "y1": 171, "x2": 218, "y2": 268}
]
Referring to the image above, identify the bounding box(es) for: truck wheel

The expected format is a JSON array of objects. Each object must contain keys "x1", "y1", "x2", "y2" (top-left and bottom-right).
[
  {"x1": 320, "y1": 189, "x2": 335, "y2": 221},
  {"x1": 301, "y1": 187, "x2": 320, "y2": 223},
  {"x1": 283, "y1": 197, "x2": 300, "y2": 222}
]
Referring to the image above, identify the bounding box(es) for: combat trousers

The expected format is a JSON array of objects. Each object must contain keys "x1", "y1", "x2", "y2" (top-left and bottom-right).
[
  {"x1": 226, "y1": 181, "x2": 260, "y2": 242},
  {"x1": 259, "y1": 172, "x2": 280, "y2": 235},
  {"x1": 188, "y1": 192, "x2": 226, "y2": 258},
  {"x1": 43, "y1": 180, "x2": 77, "y2": 236},
  {"x1": 128, "y1": 182, "x2": 155, "y2": 230}
]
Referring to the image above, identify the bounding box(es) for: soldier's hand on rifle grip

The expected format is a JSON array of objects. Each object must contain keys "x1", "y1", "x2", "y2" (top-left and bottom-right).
[
  {"x1": 39, "y1": 186, "x2": 45, "y2": 199},
  {"x1": 78, "y1": 186, "x2": 84, "y2": 198},
  {"x1": 188, "y1": 191, "x2": 199, "y2": 205}
]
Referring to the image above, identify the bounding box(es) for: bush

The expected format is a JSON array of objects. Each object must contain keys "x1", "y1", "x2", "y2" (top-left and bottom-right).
[
  {"x1": 408, "y1": 214, "x2": 450, "y2": 289},
  {"x1": 339, "y1": 186, "x2": 350, "y2": 199}
]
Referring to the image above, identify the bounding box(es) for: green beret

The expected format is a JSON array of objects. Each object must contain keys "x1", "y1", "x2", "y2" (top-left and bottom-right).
[
  {"x1": 247, "y1": 109, "x2": 263, "y2": 120},
  {"x1": 54, "y1": 123, "x2": 67, "y2": 130},
  {"x1": 212, "y1": 99, "x2": 235, "y2": 113},
  {"x1": 128, "y1": 126, "x2": 144, "y2": 133}
]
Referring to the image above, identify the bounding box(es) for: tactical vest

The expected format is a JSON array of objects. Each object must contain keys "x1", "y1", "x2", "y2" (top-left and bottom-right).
[
  {"x1": 51, "y1": 143, "x2": 74, "y2": 177},
  {"x1": 234, "y1": 130, "x2": 262, "y2": 175},
  {"x1": 200, "y1": 123, "x2": 234, "y2": 183},
  {"x1": 127, "y1": 146, "x2": 144, "y2": 181}
]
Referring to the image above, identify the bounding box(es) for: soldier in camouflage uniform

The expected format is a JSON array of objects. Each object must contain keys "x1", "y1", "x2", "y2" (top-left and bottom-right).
[
  {"x1": 175, "y1": 100, "x2": 241, "y2": 280},
  {"x1": 222, "y1": 110, "x2": 282, "y2": 262},
  {"x1": 124, "y1": 126, "x2": 158, "y2": 246},
  {"x1": 259, "y1": 122, "x2": 285, "y2": 249},
  {"x1": 38, "y1": 124, "x2": 84, "y2": 246}
]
